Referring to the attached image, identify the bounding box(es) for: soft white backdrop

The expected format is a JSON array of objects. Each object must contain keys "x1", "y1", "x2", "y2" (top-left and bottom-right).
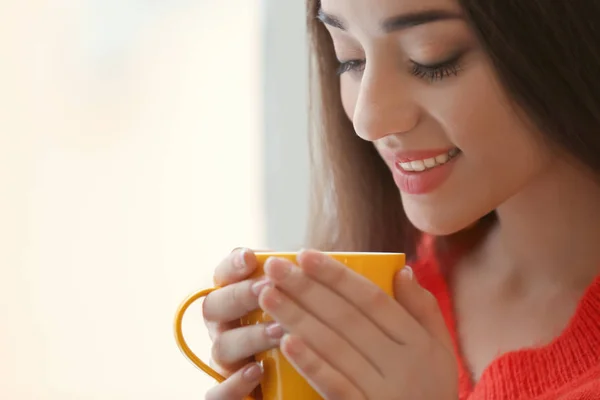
[{"x1": 0, "y1": 0, "x2": 284, "y2": 398}]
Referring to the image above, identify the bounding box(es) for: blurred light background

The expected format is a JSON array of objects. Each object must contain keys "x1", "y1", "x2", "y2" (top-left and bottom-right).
[{"x1": 0, "y1": 0, "x2": 308, "y2": 398}]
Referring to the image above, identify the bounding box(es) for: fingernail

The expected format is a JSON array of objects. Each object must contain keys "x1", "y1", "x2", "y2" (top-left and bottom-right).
[
  {"x1": 400, "y1": 266, "x2": 414, "y2": 280},
  {"x1": 265, "y1": 258, "x2": 292, "y2": 281},
  {"x1": 236, "y1": 249, "x2": 248, "y2": 269},
  {"x1": 251, "y1": 278, "x2": 272, "y2": 295},
  {"x1": 281, "y1": 334, "x2": 303, "y2": 357},
  {"x1": 296, "y1": 248, "x2": 307, "y2": 259},
  {"x1": 299, "y1": 249, "x2": 325, "y2": 264},
  {"x1": 265, "y1": 322, "x2": 284, "y2": 339},
  {"x1": 242, "y1": 363, "x2": 263, "y2": 381},
  {"x1": 296, "y1": 248, "x2": 312, "y2": 257}
]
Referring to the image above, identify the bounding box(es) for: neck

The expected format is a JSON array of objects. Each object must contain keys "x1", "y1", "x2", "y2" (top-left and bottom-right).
[{"x1": 489, "y1": 158, "x2": 600, "y2": 288}]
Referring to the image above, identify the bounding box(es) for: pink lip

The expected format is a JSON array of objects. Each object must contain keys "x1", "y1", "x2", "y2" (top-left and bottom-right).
[{"x1": 381, "y1": 147, "x2": 460, "y2": 195}]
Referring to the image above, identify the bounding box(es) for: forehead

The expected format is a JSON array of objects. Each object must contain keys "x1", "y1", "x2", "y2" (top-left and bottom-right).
[{"x1": 320, "y1": 0, "x2": 463, "y2": 29}]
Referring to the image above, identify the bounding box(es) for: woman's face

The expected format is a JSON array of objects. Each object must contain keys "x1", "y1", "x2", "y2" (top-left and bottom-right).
[{"x1": 320, "y1": 0, "x2": 552, "y2": 235}]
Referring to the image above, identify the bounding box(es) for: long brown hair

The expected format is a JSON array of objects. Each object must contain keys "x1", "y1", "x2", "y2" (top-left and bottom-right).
[{"x1": 304, "y1": 0, "x2": 600, "y2": 260}]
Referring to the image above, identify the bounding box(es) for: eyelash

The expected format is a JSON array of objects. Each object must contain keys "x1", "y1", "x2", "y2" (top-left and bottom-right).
[
  {"x1": 336, "y1": 59, "x2": 366, "y2": 75},
  {"x1": 336, "y1": 56, "x2": 462, "y2": 82},
  {"x1": 411, "y1": 57, "x2": 462, "y2": 81}
]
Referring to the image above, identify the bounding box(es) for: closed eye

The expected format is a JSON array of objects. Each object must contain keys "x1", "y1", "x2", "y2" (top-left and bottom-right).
[
  {"x1": 410, "y1": 54, "x2": 463, "y2": 82},
  {"x1": 337, "y1": 59, "x2": 366, "y2": 76}
]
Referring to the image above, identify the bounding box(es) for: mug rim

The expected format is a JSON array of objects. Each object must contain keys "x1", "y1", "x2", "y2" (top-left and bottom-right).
[{"x1": 254, "y1": 251, "x2": 405, "y2": 256}]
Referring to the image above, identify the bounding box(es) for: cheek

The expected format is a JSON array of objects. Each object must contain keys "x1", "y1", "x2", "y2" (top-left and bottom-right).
[
  {"x1": 434, "y1": 61, "x2": 549, "y2": 186},
  {"x1": 457, "y1": 83, "x2": 548, "y2": 187},
  {"x1": 404, "y1": 62, "x2": 552, "y2": 234}
]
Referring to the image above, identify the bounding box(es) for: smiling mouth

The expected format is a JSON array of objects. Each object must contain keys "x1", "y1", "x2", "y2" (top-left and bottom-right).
[{"x1": 396, "y1": 148, "x2": 461, "y2": 172}]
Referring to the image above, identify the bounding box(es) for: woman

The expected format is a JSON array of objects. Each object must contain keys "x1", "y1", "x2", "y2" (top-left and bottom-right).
[{"x1": 202, "y1": 0, "x2": 600, "y2": 398}]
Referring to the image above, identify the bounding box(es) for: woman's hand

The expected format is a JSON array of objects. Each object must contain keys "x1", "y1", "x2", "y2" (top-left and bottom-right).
[
  {"x1": 202, "y1": 249, "x2": 282, "y2": 400},
  {"x1": 256, "y1": 250, "x2": 458, "y2": 400}
]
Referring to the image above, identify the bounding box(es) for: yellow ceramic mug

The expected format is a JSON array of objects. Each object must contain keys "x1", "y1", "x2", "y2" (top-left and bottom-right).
[{"x1": 174, "y1": 252, "x2": 405, "y2": 400}]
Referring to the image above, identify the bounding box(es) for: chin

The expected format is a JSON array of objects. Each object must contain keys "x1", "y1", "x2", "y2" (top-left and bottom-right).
[{"x1": 403, "y1": 202, "x2": 483, "y2": 237}]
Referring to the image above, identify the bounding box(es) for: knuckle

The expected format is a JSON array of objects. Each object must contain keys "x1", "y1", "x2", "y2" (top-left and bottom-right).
[
  {"x1": 231, "y1": 281, "x2": 256, "y2": 315},
  {"x1": 229, "y1": 284, "x2": 241, "y2": 310},
  {"x1": 318, "y1": 331, "x2": 346, "y2": 357},
  {"x1": 211, "y1": 333, "x2": 227, "y2": 364},
  {"x1": 202, "y1": 292, "x2": 216, "y2": 321},
  {"x1": 203, "y1": 290, "x2": 226, "y2": 322},
  {"x1": 285, "y1": 303, "x2": 307, "y2": 327},
  {"x1": 330, "y1": 262, "x2": 348, "y2": 285},
  {"x1": 204, "y1": 282, "x2": 257, "y2": 323},
  {"x1": 362, "y1": 285, "x2": 390, "y2": 311},
  {"x1": 330, "y1": 304, "x2": 359, "y2": 329},
  {"x1": 243, "y1": 325, "x2": 259, "y2": 347},
  {"x1": 326, "y1": 386, "x2": 353, "y2": 400},
  {"x1": 211, "y1": 326, "x2": 262, "y2": 366},
  {"x1": 205, "y1": 321, "x2": 218, "y2": 341},
  {"x1": 231, "y1": 283, "x2": 249, "y2": 310},
  {"x1": 209, "y1": 357, "x2": 231, "y2": 378},
  {"x1": 299, "y1": 352, "x2": 324, "y2": 378},
  {"x1": 239, "y1": 324, "x2": 269, "y2": 355}
]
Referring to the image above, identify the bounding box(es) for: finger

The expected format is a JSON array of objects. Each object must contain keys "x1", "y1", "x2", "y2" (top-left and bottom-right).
[
  {"x1": 212, "y1": 323, "x2": 284, "y2": 368},
  {"x1": 393, "y1": 266, "x2": 453, "y2": 350},
  {"x1": 203, "y1": 278, "x2": 262, "y2": 323},
  {"x1": 209, "y1": 356, "x2": 237, "y2": 379},
  {"x1": 280, "y1": 334, "x2": 366, "y2": 400},
  {"x1": 258, "y1": 286, "x2": 381, "y2": 396},
  {"x1": 205, "y1": 362, "x2": 263, "y2": 400},
  {"x1": 206, "y1": 320, "x2": 240, "y2": 343},
  {"x1": 296, "y1": 250, "x2": 426, "y2": 343},
  {"x1": 213, "y1": 248, "x2": 258, "y2": 286},
  {"x1": 263, "y1": 257, "x2": 397, "y2": 368}
]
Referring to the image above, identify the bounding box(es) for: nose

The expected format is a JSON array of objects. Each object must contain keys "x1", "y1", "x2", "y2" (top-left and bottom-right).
[{"x1": 352, "y1": 65, "x2": 420, "y2": 142}]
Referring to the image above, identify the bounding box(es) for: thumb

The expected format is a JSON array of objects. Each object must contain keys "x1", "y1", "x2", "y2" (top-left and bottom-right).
[{"x1": 394, "y1": 266, "x2": 453, "y2": 350}]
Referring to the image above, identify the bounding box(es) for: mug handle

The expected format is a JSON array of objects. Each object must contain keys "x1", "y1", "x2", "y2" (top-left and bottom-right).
[
  {"x1": 174, "y1": 288, "x2": 257, "y2": 400},
  {"x1": 174, "y1": 287, "x2": 228, "y2": 380}
]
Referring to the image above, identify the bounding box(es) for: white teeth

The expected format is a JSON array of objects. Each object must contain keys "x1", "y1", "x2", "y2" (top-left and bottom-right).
[
  {"x1": 411, "y1": 160, "x2": 426, "y2": 171},
  {"x1": 423, "y1": 158, "x2": 437, "y2": 168},
  {"x1": 398, "y1": 148, "x2": 460, "y2": 172},
  {"x1": 435, "y1": 153, "x2": 449, "y2": 164},
  {"x1": 400, "y1": 162, "x2": 414, "y2": 171}
]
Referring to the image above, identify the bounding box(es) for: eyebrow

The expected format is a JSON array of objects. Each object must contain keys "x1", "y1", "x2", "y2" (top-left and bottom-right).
[{"x1": 317, "y1": 9, "x2": 461, "y2": 33}]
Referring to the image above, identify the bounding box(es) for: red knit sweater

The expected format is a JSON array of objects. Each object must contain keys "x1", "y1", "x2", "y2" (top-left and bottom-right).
[{"x1": 413, "y1": 254, "x2": 600, "y2": 400}]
